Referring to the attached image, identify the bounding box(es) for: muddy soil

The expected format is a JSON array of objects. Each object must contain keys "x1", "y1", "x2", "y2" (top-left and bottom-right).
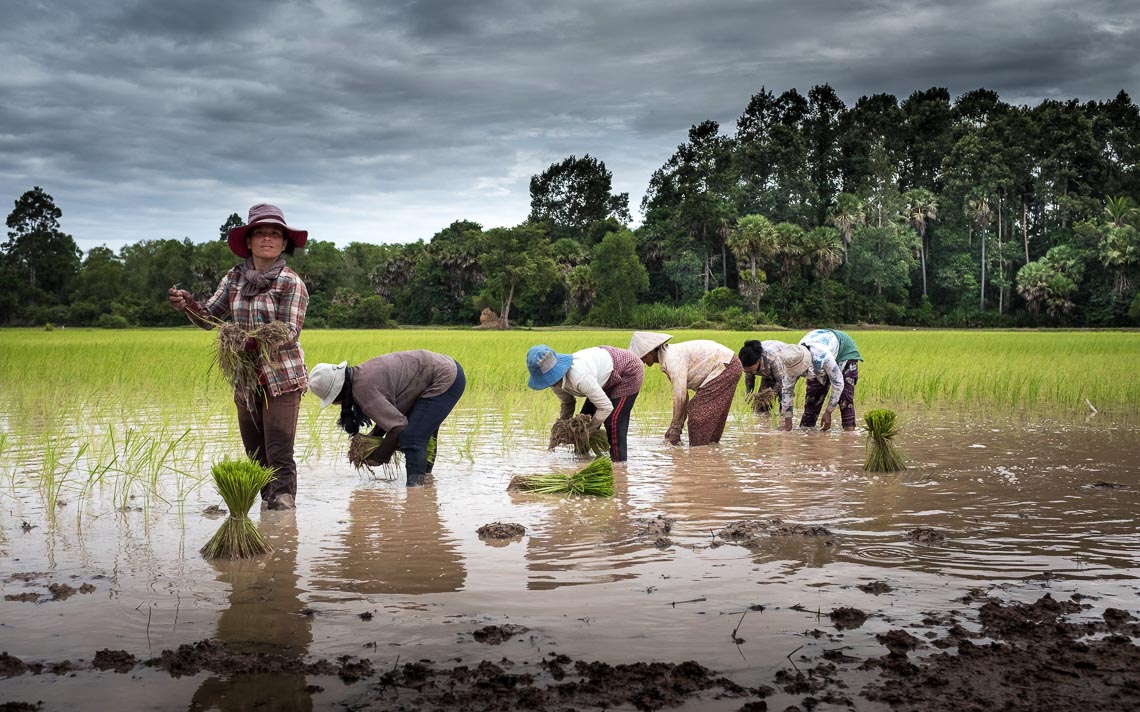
[
  {"x1": 3, "y1": 592, "x2": 1136, "y2": 711},
  {"x1": 476, "y1": 522, "x2": 526, "y2": 540}
]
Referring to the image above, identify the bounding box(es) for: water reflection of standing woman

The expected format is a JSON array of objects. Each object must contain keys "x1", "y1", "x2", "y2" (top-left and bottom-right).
[
  {"x1": 308, "y1": 351, "x2": 466, "y2": 486},
  {"x1": 168, "y1": 204, "x2": 309, "y2": 510},
  {"x1": 190, "y1": 511, "x2": 313, "y2": 711}
]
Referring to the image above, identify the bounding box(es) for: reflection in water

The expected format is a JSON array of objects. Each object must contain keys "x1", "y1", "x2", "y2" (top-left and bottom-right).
[
  {"x1": 313, "y1": 485, "x2": 466, "y2": 594},
  {"x1": 658, "y1": 445, "x2": 847, "y2": 569},
  {"x1": 0, "y1": 407, "x2": 1137, "y2": 706},
  {"x1": 523, "y1": 466, "x2": 628, "y2": 591},
  {"x1": 190, "y1": 511, "x2": 312, "y2": 712}
]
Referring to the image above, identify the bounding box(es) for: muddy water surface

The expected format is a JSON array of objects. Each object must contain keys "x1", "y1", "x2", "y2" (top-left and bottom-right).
[{"x1": 2, "y1": 407, "x2": 1138, "y2": 710}]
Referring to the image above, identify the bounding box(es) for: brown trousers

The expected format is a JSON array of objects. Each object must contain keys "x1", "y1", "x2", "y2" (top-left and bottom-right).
[{"x1": 235, "y1": 388, "x2": 302, "y2": 501}]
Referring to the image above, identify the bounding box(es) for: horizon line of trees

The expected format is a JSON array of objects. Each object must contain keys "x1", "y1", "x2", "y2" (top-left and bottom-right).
[{"x1": 3, "y1": 84, "x2": 1139, "y2": 330}]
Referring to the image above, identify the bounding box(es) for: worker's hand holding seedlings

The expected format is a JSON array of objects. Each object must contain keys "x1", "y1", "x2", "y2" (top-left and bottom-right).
[
  {"x1": 310, "y1": 352, "x2": 466, "y2": 487},
  {"x1": 527, "y1": 344, "x2": 643, "y2": 463},
  {"x1": 632, "y1": 332, "x2": 742, "y2": 448}
]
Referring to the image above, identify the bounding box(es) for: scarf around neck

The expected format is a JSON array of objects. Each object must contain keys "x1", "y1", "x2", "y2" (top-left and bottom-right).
[
  {"x1": 336, "y1": 367, "x2": 374, "y2": 436},
  {"x1": 240, "y1": 256, "x2": 286, "y2": 297}
]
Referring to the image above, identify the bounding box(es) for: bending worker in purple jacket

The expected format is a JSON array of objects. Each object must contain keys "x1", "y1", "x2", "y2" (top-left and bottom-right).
[{"x1": 308, "y1": 350, "x2": 466, "y2": 486}]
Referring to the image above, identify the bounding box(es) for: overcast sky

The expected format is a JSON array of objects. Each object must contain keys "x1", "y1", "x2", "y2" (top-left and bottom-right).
[{"x1": 2, "y1": 0, "x2": 1137, "y2": 254}]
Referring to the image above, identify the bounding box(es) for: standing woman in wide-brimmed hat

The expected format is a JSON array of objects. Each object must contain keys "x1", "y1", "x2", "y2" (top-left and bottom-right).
[
  {"x1": 629, "y1": 332, "x2": 742, "y2": 447},
  {"x1": 168, "y1": 204, "x2": 310, "y2": 510},
  {"x1": 525, "y1": 343, "x2": 644, "y2": 462}
]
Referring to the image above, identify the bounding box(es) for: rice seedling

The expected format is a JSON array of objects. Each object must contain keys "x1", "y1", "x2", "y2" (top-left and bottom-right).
[
  {"x1": 39, "y1": 435, "x2": 84, "y2": 519},
  {"x1": 208, "y1": 320, "x2": 293, "y2": 410},
  {"x1": 863, "y1": 409, "x2": 906, "y2": 473},
  {"x1": 200, "y1": 458, "x2": 274, "y2": 559},
  {"x1": 746, "y1": 387, "x2": 777, "y2": 414},
  {"x1": 522, "y1": 455, "x2": 614, "y2": 497},
  {"x1": 347, "y1": 432, "x2": 382, "y2": 469},
  {"x1": 548, "y1": 414, "x2": 609, "y2": 457},
  {"x1": 346, "y1": 432, "x2": 404, "y2": 479}
]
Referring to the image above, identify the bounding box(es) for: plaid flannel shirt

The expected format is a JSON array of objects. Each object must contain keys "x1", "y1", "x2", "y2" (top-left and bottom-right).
[{"x1": 196, "y1": 264, "x2": 309, "y2": 397}]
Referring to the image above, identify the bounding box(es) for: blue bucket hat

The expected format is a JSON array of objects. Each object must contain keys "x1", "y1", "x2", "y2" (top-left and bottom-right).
[{"x1": 526, "y1": 344, "x2": 573, "y2": 390}]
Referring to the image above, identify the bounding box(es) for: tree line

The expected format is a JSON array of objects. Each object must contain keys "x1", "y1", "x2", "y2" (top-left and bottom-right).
[{"x1": 3, "y1": 85, "x2": 1139, "y2": 329}]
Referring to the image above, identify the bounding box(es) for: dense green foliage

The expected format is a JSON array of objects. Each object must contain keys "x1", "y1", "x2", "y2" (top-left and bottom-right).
[{"x1": 3, "y1": 86, "x2": 1139, "y2": 328}]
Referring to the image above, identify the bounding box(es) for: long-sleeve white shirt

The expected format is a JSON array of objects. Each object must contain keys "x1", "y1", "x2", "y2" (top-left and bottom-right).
[{"x1": 550, "y1": 347, "x2": 614, "y2": 424}]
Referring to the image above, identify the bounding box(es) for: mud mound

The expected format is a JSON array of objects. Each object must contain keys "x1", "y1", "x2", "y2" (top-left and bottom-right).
[
  {"x1": 857, "y1": 581, "x2": 893, "y2": 595},
  {"x1": 717, "y1": 519, "x2": 835, "y2": 547},
  {"x1": 472, "y1": 624, "x2": 530, "y2": 645},
  {"x1": 93, "y1": 649, "x2": 137, "y2": 674},
  {"x1": 907, "y1": 527, "x2": 946, "y2": 544},
  {"x1": 636, "y1": 514, "x2": 674, "y2": 537},
  {"x1": 476, "y1": 522, "x2": 526, "y2": 540},
  {"x1": 829, "y1": 607, "x2": 868, "y2": 630}
]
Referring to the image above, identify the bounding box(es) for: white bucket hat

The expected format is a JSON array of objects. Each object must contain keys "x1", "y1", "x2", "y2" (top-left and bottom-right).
[
  {"x1": 629, "y1": 331, "x2": 672, "y2": 359},
  {"x1": 308, "y1": 361, "x2": 348, "y2": 409}
]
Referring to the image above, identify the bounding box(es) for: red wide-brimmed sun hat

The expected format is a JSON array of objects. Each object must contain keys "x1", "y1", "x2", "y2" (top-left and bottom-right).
[{"x1": 227, "y1": 203, "x2": 309, "y2": 258}]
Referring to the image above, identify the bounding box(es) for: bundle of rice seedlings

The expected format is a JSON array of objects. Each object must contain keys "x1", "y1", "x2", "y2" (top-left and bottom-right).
[
  {"x1": 347, "y1": 432, "x2": 420, "y2": 480},
  {"x1": 863, "y1": 408, "x2": 906, "y2": 472},
  {"x1": 548, "y1": 414, "x2": 608, "y2": 457},
  {"x1": 200, "y1": 458, "x2": 275, "y2": 559},
  {"x1": 747, "y1": 387, "x2": 777, "y2": 414},
  {"x1": 212, "y1": 320, "x2": 294, "y2": 396},
  {"x1": 347, "y1": 432, "x2": 384, "y2": 469},
  {"x1": 522, "y1": 455, "x2": 614, "y2": 497}
]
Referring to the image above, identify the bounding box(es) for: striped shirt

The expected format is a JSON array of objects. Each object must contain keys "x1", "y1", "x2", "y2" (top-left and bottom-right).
[{"x1": 198, "y1": 263, "x2": 309, "y2": 397}]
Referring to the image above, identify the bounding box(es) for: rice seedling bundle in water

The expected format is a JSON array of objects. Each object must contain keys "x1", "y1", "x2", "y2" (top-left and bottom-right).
[
  {"x1": 863, "y1": 408, "x2": 906, "y2": 472},
  {"x1": 548, "y1": 414, "x2": 608, "y2": 457},
  {"x1": 523, "y1": 455, "x2": 614, "y2": 497},
  {"x1": 200, "y1": 458, "x2": 274, "y2": 559},
  {"x1": 347, "y1": 432, "x2": 383, "y2": 469}
]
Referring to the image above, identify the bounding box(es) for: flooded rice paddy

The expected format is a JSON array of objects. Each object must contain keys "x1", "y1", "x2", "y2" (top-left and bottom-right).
[{"x1": 2, "y1": 404, "x2": 1139, "y2": 710}]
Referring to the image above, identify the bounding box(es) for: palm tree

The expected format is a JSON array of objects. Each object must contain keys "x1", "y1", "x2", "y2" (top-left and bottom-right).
[
  {"x1": 1104, "y1": 195, "x2": 1138, "y2": 229},
  {"x1": 965, "y1": 194, "x2": 992, "y2": 310},
  {"x1": 774, "y1": 222, "x2": 806, "y2": 287},
  {"x1": 902, "y1": 189, "x2": 938, "y2": 297},
  {"x1": 828, "y1": 193, "x2": 865, "y2": 253},
  {"x1": 801, "y1": 226, "x2": 845, "y2": 293},
  {"x1": 728, "y1": 214, "x2": 778, "y2": 313},
  {"x1": 1098, "y1": 225, "x2": 1140, "y2": 295},
  {"x1": 1016, "y1": 261, "x2": 1050, "y2": 318}
]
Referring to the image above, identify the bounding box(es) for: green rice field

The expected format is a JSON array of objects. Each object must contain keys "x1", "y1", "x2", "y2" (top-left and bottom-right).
[
  {"x1": 0, "y1": 327, "x2": 1135, "y2": 515},
  {"x1": 0, "y1": 327, "x2": 1135, "y2": 413}
]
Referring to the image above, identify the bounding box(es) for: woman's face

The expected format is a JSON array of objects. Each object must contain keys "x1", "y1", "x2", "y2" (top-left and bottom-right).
[{"x1": 247, "y1": 224, "x2": 286, "y2": 261}]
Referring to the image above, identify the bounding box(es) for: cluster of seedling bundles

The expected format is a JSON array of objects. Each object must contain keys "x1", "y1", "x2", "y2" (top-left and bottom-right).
[{"x1": 513, "y1": 455, "x2": 614, "y2": 497}]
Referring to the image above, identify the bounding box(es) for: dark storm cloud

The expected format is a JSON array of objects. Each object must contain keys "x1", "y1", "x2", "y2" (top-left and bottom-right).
[{"x1": 0, "y1": 0, "x2": 1136, "y2": 249}]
